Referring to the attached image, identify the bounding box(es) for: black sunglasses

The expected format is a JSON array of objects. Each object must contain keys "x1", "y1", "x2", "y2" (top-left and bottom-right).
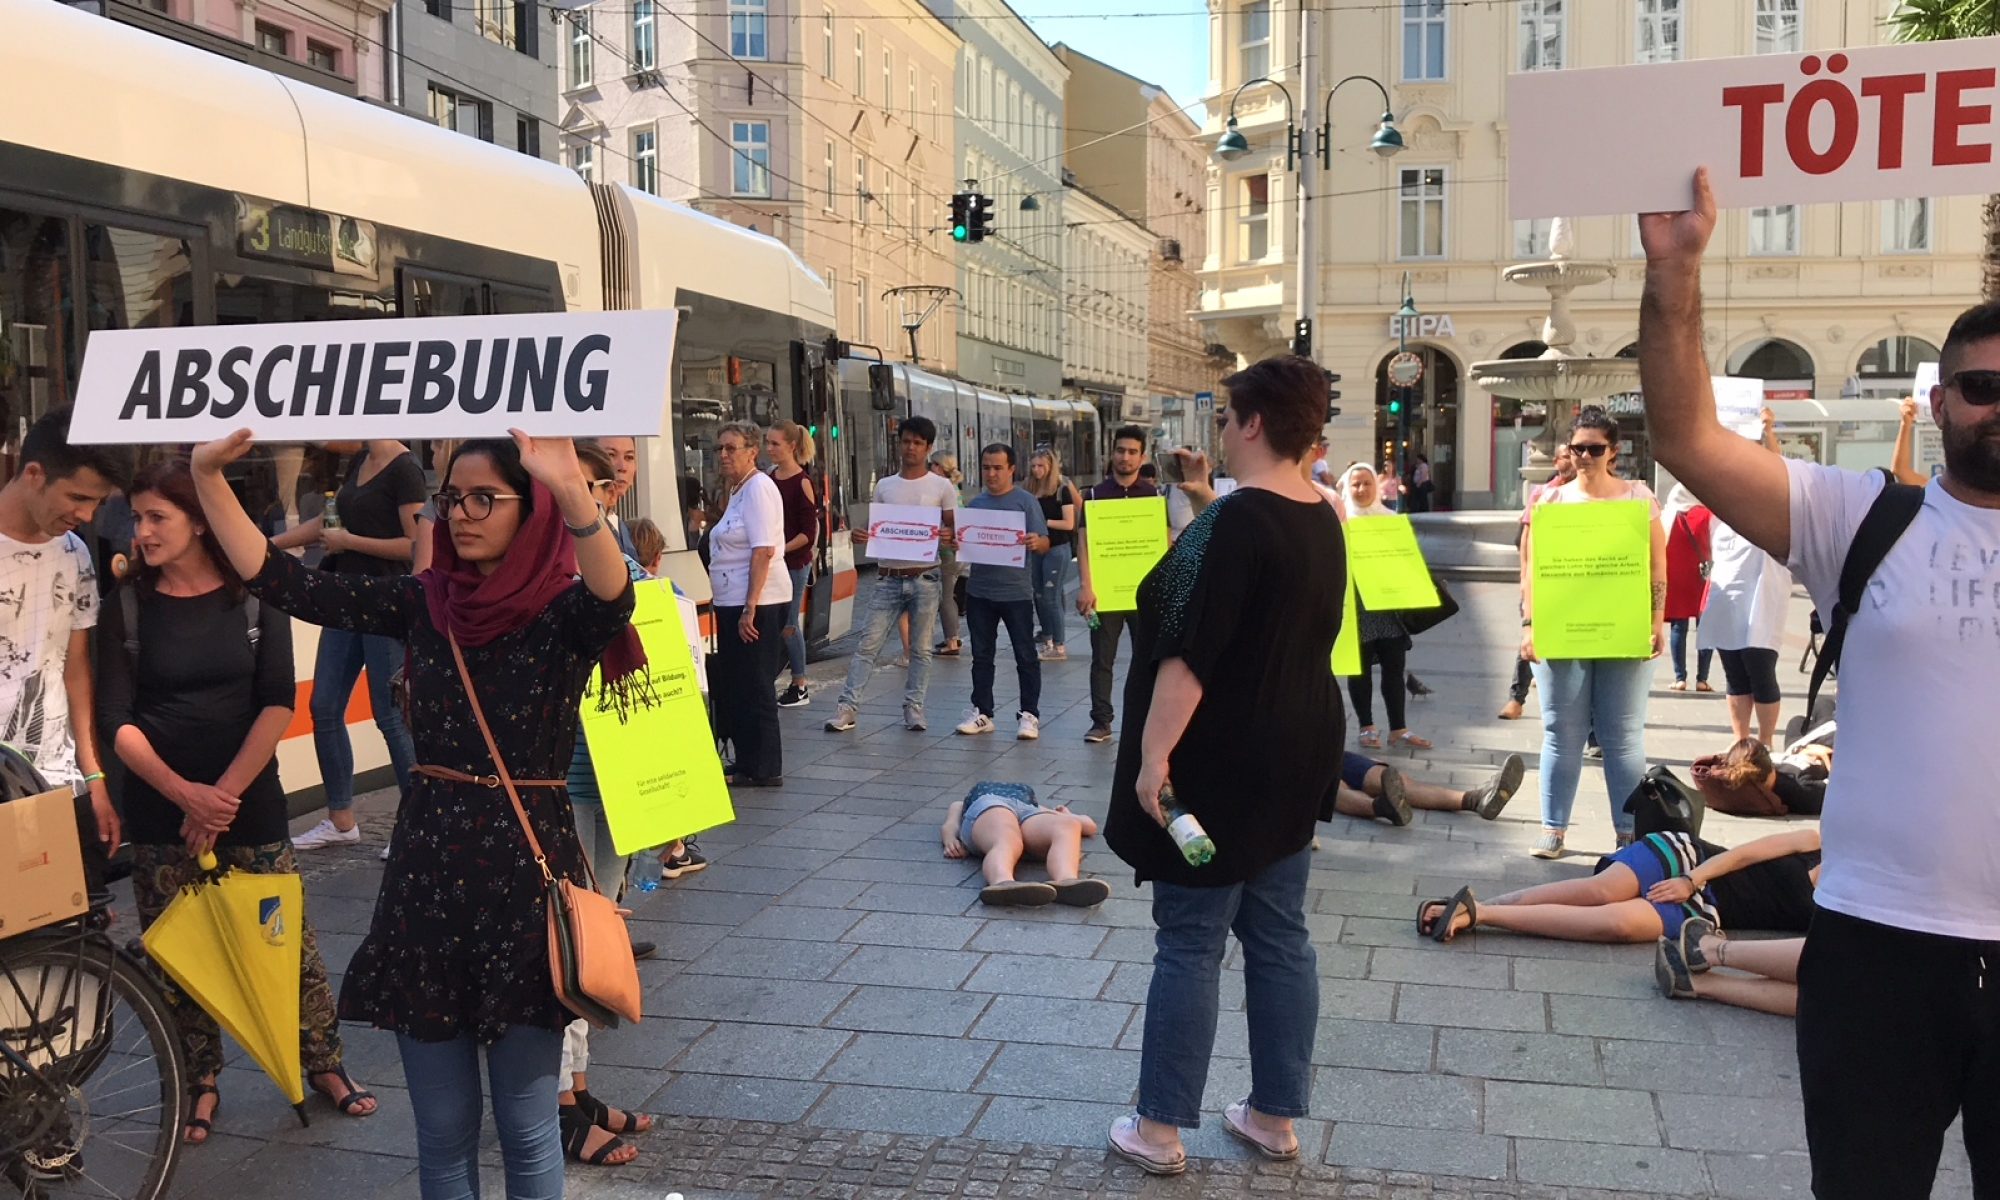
[
  {"x1": 1567, "y1": 442, "x2": 1612, "y2": 458},
  {"x1": 1949, "y1": 370, "x2": 2000, "y2": 407}
]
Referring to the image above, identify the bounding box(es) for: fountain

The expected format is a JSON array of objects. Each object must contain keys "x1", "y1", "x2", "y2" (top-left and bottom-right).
[{"x1": 1470, "y1": 219, "x2": 1639, "y2": 488}]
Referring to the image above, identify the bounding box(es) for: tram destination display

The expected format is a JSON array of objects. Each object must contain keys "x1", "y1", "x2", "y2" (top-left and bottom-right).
[{"x1": 70, "y1": 309, "x2": 678, "y2": 444}]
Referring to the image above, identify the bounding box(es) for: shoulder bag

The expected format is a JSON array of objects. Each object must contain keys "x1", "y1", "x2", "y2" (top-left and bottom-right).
[{"x1": 447, "y1": 635, "x2": 642, "y2": 1029}]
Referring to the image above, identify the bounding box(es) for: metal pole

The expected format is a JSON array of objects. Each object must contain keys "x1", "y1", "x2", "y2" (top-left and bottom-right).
[
  {"x1": 1295, "y1": 0, "x2": 1319, "y2": 361},
  {"x1": 1395, "y1": 316, "x2": 1407, "y2": 490}
]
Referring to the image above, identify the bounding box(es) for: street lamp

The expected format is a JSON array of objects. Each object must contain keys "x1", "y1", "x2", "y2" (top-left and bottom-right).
[
  {"x1": 1393, "y1": 273, "x2": 1418, "y2": 487},
  {"x1": 1316, "y1": 76, "x2": 1405, "y2": 164},
  {"x1": 1212, "y1": 77, "x2": 1300, "y2": 170}
]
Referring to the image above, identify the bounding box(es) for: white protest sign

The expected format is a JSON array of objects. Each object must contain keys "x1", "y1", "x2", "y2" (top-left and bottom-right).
[
  {"x1": 1509, "y1": 39, "x2": 2000, "y2": 219},
  {"x1": 1916, "y1": 360, "x2": 1942, "y2": 398},
  {"x1": 865, "y1": 503, "x2": 942, "y2": 564},
  {"x1": 70, "y1": 309, "x2": 678, "y2": 445},
  {"x1": 1914, "y1": 361, "x2": 1945, "y2": 477},
  {"x1": 956, "y1": 508, "x2": 1028, "y2": 568},
  {"x1": 1712, "y1": 376, "x2": 1767, "y2": 441}
]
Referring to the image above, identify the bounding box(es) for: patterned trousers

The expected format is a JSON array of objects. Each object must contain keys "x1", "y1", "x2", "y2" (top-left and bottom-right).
[{"x1": 129, "y1": 841, "x2": 345, "y2": 1081}]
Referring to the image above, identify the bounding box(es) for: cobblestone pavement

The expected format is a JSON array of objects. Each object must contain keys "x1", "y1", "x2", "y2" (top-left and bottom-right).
[{"x1": 149, "y1": 579, "x2": 1975, "y2": 1199}]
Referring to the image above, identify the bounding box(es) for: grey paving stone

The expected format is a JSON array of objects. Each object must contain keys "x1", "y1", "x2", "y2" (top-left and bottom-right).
[
  {"x1": 848, "y1": 880, "x2": 987, "y2": 914},
  {"x1": 734, "y1": 903, "x2": 865, "y2": 941},
  {"x1": 839, "y1": 911, "x2": 986, "y2": 949},
  {"x1": 819, "y1": 1032, "x2": 1000, "y2": 1090},
  {"x1": 807, "y1": 1082, "x2": 989, "y2": 1137},
  {"x1": 620, "y1": 918, "x2": 733, "y2": 961},
  {"x1": 817, "y1": 857, "x2": 984, "y2": 886},
  {"x1": 678, "y1": 935, "x2": 857, "y2": 981},
  {"x1": 676, "y1": 863, "x2": 812, "y2": 895},
  {"x1": 1395, "y1": 982, "x2": 1548, "y2": 1032},
  {"x1": 1318, "y1": 976, "x2": 1399, "y2": 1021},
  {"x1": 635, "y1": 888, "x2": 773, "y2": 928},
  {"x1": 966, "y1": 919, "x2": 1110, "y2": 958},
  {"x1": 1317, "y1": 888, "x2": 1440, "y2": 920},
  {"x1": 1092, "y1": 926, "x2": 1159, "y2": 963},
  {"x1": 828, "y1": 944, "x2": 985, "y2": 990},
  {"x1": 581, "y1": 1017, "x2": 713, "y2": 1070},
  {"x1": 970, "y1": 1095, "x2": 1131, "y2": 1149},
  {"x1": 1310, "y1": 1066, "x2": 1483, "y2": 1131},
  {"x1": 825, "y1": 983, "x2": 993, "y2": 1035},
  {"x1": 651, "y1": 973, "x2": 854, "y2": 1027},
  {"x1": 1513, "y1": 1136, "x2": 1712, "y2": 1193},
  {"x1": 670, "y1": 1023, "x2": 853, "y2": 1080},
  {"x1": 714, "y1": 843, "x2": 845, "y2": 874},
  {"x1": 1370, "y1": 945, "x2": 1513, "y2": 989},
  {"x1": 970, "y1": 994, "x2": 1135, "y2": 1047},
  {"x1": 1550, "y1": 992, "x2": 1717, "y2": 1043},
  {"x1": 1099, "y1": 959, "x2": 1155, "y2": 1003},
  {"x1": 645, "y1": 1072, "x2": 827, "y2": 1123},
  {"x1": 1510, "y1": 955, "x2": 1660, "y2": 999},
  {"x1": 1436, "y1": 1028, "x2": 1602, "y2": 1086},
  {"x1": 1341, "y1": 914, "x2": 1430, "y2": 948},
  {"x1": 1597, "y1": 1038, "x2": 1801, "y2": 1098},
  {"x1": 1324, "y1": 1120, "x2": 1510, "y2": 1181},
  {"x1": 1703, "y1": 1149, "x2": 1814, "y2": 1199},
  {"x1": 187, "y1": 1141, "x2": 419, "y2": 1199},
  {"x1": 1486, "y1": 1080, "x2": 1660, "y2": 1144},
  {"x1": 1660, "y1": 1092, "x2": 1808, "y2": 1153},
  {"x1": 973, "y1": 1042, "x2": 1140, "y2": 1104},
  {"x1": 962, "y1": 952, "x2": 1117, "y2": 999},
  {"x1": 1311, "y1": 1017, "x2": 1437, "y2": 1072},
  {"x1": 776, "y1": 874, "x2": 878, "y2": 908}
]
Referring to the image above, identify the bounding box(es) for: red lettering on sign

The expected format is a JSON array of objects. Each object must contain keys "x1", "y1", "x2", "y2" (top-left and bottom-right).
[
  {"x1": 1934, "y1": 68, "x2": 1997, "y2": 167},
  {"x1": 1723, "y1": 83, "x2": 1787, "y2": 177},
  {"x1": 1785, "y1": 54, "x2": 1860, "y2": 176},
  {"x1": 1860, "y1": 73, "x2": 1927, "y2": 169}
]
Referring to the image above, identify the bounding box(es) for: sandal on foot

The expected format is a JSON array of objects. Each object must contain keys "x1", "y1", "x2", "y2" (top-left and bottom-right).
[
  {"x1": 560, "y1": 1102, "x2": 637, "y2": 1166},
  {"x1": 1694, "y1": 680, "x2": 1717, "y2": 693},
  {"x1": 574, "y1": 1088, "x2": 652, "y2": 1135},
  {"x1": 1415, "y1": 896, "x2": 1451, "y2": 937},
  {"x1": 1357, "y1": 728, "x2": 1383, "y2": 750},
  {"x1": 183, "y1": 1082, "x2": 219, "y2": 1144},
  {"x1": 1373, "y1": 766, "x2": 1414, "y2": 827},
  {"x1": 1389, "y1": 730, "x2": 1433, "y2": 751},
  {"x1": 1222, "y1": 1099, "x2": 1300, "y2": 1161},
  {"x1": 309, "y1": 1066, "x2": 376, "y2": 1117},
  {"x1": 1431, "y1": 886, "x2": 1476, "y2": 944},
  {"x1": 1107, "y1": 1115, "x2": 1185, "y2": 1176},
  {"x1": 979, "y1": 880, "x2": 1057, "y2": 907},
  {"x1": 1668, "y1": 680, "x2": 1688, "y2": 691}
]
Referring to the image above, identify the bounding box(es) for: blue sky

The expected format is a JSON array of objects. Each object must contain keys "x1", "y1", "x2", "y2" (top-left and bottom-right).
[{"x1": 1014, "y1": 0, "x2": 1211, "y2": 113}]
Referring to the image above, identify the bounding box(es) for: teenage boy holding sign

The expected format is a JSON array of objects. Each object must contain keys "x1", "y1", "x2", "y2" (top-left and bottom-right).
[{"x1": 953, "y1": 445, "x2": 1050, "y2": 740}]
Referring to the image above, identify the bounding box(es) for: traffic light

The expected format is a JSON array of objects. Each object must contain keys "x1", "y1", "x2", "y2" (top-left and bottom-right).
[
  {"x1": 949, "y1": 193, "x2": 971, "y2": 242},
  {"x1": 1291, "y1": 318, "x2": 1312, "y2": 357},
  {"x1": 1325, "y1": 370, "x2": 1342, "y2": 415},
  {"x1": 968, "y1": 193, "x2": 996, "y2": 242},
  {"x1": 1386, "y1": 395, "x2": 1403, "y2": 417}
]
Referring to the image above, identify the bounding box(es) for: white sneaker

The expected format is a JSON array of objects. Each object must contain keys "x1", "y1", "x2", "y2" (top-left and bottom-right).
[
  {"x1": 379, "y1": 843, "x2": 392, "y2": 861},
  {"x1": 824, "y1": 703, "x2": 859, "y2": 732},
  {"x1": 1016, "y1": 712, "x2": 1041, "y2": 740},
  {"x1": 293, "y1": 818, "x2": 360, "y2": 850},
  {"x1": 955, "y1": 709, "x2": 997, "y2": 736}
]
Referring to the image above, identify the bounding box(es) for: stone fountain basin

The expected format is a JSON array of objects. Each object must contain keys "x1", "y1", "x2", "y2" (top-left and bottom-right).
[
  {"x1": 1471, "y1": 356, "x2": 1641, "y2": 402},
  {"x1": 1503, "y1": 259, "x2": 1617, "y2": 289}
]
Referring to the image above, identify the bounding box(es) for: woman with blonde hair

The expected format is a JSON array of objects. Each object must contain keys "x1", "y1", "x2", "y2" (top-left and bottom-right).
[
  {"x1": 766, "y1": 421, "x2": 818, "y2": 707},
  {"x1": 1026, "y1": 448, "x2": 1082, "y2": 660}
]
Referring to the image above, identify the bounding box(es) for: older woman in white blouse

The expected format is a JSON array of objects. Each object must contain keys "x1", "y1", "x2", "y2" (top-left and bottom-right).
[{"x1": 708, "y1": 421, "x2": 793, "y2": 786}]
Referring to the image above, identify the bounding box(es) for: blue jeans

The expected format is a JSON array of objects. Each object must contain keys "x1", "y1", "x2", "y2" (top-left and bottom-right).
[
  {"x1": 1031, "y1": 544, "x2": 1071, "y2": 648},
  {"x1": 782, "y1": 564, "x2": 810, "y2": 680},
  {"x1": 1668, "y1": 618, "x2": 1712, "y2": 684},
  {"x1": 397, "y1": 1026, "x2": 563, "y2": 1200},
  {"x1": 835, "y1": 571, "x2": 940, "y2": 712},
  {"x1": 311, "y1": 627, "x2": 417, "y2": 813},
  {"x1": 570, "y1": 799, "x2": 626, "y2": 902},
  {"x1": 966, "y1": 595, "x2": 1040, "y2": 718},
  {"x1": 1529, "y1": 657, "x2": 1652, "y2": 834},
  {"x1": 1138, "y1": 846, "x2": 1317, "y2": 1127}
]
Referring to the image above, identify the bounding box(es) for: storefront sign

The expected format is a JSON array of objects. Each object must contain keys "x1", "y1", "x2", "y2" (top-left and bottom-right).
[
  {"x1": 1389, "y1": 314, "x2": 1456, "y2": 339},
  {"x1": 1510, "y1": 38, "x2": 2000, "y2": 218},
  {"x1": 70, "y1": 310, "x2": 679, "y2": 445}
]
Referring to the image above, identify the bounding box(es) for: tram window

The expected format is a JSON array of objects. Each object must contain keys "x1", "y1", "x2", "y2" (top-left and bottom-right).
[
  {"x1": 489, "y1": 284, "x2": 555, "y2": 314},
  {"x1": 83, "y1": 225, "x2": 194, "y2": 333},
  {"x1": 215, "y1": 276, "x2": 396, "y2": 324},
  {"x1": 406, "y1": 273, "x2": 482, "y2": 317},
  {"x1": 0, "y1": 210, "x2": 77, "y2": 438}
]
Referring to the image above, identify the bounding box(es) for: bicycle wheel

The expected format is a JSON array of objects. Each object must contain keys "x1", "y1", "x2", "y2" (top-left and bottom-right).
[{"x1": 0, "y1": 930, "x2": 183, "y2": 1200}]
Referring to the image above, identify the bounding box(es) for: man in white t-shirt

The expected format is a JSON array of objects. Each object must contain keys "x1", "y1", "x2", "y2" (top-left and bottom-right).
[
  {"x1": 1639, "y1": 169, "x2": 2000, "y2": 1199},
  {"x1": 0, "y1": 406, "x2": 126, "y2": 852},
  {"x1": 825, "y1": 415, "x2": 959, "y2": 733}
]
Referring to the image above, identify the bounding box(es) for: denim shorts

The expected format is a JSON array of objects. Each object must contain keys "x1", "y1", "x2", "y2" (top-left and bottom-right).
[{"x1": 959, "y1": 782, "x2": 1052, "y2": 847}]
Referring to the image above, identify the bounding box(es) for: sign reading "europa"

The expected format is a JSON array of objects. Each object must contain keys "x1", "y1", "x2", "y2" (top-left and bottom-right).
[
  {"x1": 1508, "y1": 36, "x2": 2000, "y2": 219},
  {"x1": 70, "y1": 309, "x2": 678, "y2": 445}
]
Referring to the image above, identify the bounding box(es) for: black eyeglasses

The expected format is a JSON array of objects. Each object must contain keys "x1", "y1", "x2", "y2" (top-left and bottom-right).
[
  {"x1": 1949, "y1": 370, "x2": 2000, "y2": 407},
  {"x1": 432, "y1": 491, "x2": 524, "y2": 521},
  {"x1": 1567, "y1": 442, "x2": 1612, "y2": 459}
]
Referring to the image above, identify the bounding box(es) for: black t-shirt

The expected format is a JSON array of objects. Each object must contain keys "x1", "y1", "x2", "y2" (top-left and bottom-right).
[
  {"x1": 98, "y1": 585, "x2": 296, "y2": 847},
  {"x1": 1772, "y1": 764, "x2": 1826, "y2": 816},
  {"x1": 1696, "y1": 837, "x2": 1821, "y2": 932},
  {"x1": 327, "y1": 451, "x2": 426, "y2": 575},
  {"x1": 1105, "y1": 489, "x2": 1346, "y2": 887},
  {"x1": 1037, "y1": 488, "x2": 1075, "y2": 549}
]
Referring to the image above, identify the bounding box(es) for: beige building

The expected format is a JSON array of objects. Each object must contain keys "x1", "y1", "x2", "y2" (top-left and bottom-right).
[
  {"x1": 1062, "y1": 183, "x2": 1153, "y2": 418},
  {"x1": 556, "y1": 0, "x2": 960, "y2": 367},
  {"x1": 1198, "y1": 0, "x2": 1983, "y2": 508}
]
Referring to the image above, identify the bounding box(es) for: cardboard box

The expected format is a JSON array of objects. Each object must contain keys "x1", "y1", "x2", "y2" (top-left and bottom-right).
[{"x1": 0, "y1": 786, "x2": 89, "y2": 937}]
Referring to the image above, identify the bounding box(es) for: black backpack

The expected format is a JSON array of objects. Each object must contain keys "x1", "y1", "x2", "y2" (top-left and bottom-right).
[
  {"x1": 1803, "y1": 469, "x2": 1925, "y2": 721},
  {"x1": 1624, "y1": 765, "x2": 1706, "y2": 838}
]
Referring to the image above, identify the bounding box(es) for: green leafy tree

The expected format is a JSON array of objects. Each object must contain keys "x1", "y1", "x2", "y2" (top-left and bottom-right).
[{"x1": 1890, "y1": 0, "x2": 2000, "y2": 298}]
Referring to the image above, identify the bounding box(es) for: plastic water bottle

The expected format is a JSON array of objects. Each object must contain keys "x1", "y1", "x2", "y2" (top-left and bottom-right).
[
  {"x1": 1158, "y1": 783, "x2": 1214, "y2": 866},
  {"x1": 323, "y1": 491, "x2": 341, "y2": 529},
  {"x1": 1085, "y1": 609, "x2": 1101, "y2": 632},
  {"x1": 633, "y1": 878, "x2": 659, "y2": 894}
]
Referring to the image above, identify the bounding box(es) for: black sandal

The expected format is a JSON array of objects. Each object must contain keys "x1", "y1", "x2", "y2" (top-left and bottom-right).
[
  {"x1": 573, "y1": 1088, "x2": 652, "y2": 1135},
  {"x1": 1431, "y1": 886, "x2": 1477, "y2": 944},
  {"x1": 183, "y1": 1082, "x2": 219, "y2": 1144},
  {"x1": 1415, "y1": 897, "x2": 1450, "y2": 937},
  {"x1": 309, "y1": 1066, "x2": 376, "y2": 1117},
  {"x1": 560, "y1": 1100, "x2": 634, "y2": 1165}
]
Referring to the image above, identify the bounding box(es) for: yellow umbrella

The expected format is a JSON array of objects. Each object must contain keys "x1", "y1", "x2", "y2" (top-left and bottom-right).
[{"x1": 141, "y1": 851, "x2": 308, "y2": 1123}]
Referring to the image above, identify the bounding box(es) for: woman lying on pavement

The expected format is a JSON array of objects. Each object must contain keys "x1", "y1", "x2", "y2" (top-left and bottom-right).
[
  {"x1": 941, "y1": 781, "x2": 1113, "y2": 907},
  {"x1": 1417, "y1": 827, "x2": 1820, "y2": 945},
  {"x1": 1327, "y1": 752, "x2": 1525, "y2": 827},
  {"x1": 1655, "y1": 917, "x2": 1802, "y2": 1017}
]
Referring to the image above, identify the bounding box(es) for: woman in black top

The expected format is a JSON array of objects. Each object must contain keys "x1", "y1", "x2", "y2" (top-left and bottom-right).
[
  {"x1": 1104, "y1": 356, "x2": 1345, "y2": 1175},
  {"x1": 766, "y1": 420, "x2": 818, "y2": 707},
  {"x1": 1026, "y1": 449, "x2": 1081, "y2": 660},
  {"x1": 271, "y1": 439, "x2": 425, "y2": 850},
  {"x1": 100, "y1": 460, "x2": 375, "y2": 1143},
  {"x1": 193, "y1": 431, "x2": 641, "y2": 1200}
]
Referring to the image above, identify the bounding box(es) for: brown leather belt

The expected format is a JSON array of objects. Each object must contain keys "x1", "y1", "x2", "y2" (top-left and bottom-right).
[
  {"x1": 415, "y1": 765, "x2": 567, "y2": 789},
  {"x1": 879, "y1": 566, "x2": 937, "y2": 578}
]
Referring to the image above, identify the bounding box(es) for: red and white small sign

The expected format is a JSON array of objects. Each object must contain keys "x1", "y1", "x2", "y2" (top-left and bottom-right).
[{"x1": 955, "y1": 509, "x2": 1029, "y2": 569}]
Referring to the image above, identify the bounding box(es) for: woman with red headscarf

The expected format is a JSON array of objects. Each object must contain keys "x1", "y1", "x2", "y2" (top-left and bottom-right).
[{"x1": 192, "y1": 431, "x2": 642, "y2": 1200}]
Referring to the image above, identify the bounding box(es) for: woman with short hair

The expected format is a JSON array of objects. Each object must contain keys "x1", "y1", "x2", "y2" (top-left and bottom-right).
[{"x1": 708, "y1": 421, "x2": 791, "y2": 787}]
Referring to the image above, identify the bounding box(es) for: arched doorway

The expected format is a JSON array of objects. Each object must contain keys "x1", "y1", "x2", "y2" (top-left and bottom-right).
[
  {"x1": 1849, "y1": 335, "x2": 1940, "y2": 399},
  {"x1": 1374, "y1": 344, "x2": 1460, "y2": 510},
  {"x1": 1726, "y1": 338, "x2": 1817, "y2": 400}
]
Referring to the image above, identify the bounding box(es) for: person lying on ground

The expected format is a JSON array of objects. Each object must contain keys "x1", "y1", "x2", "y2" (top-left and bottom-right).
[
  {"x1": 1327, "y1": 752, "x2": 1525, "y2": 827},
  {"x1": 1692, "y1": 736, "x2": 1828, "y2": 818},
  {"x1": 941, "y1": 781, "x2": 1112, "y2": 907},
  {"x1": 1417, "y1": 827, "x2": 1820, "y2": 945},
  {"x1": 1655, "y1": 917, "x2": 1800, "y2": 1017}
]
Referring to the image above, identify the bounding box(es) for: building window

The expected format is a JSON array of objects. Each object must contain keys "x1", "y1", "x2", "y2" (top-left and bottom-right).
[
  {"x1": 1402, "y1": 0, "x2": 1446, "y2": 81},
  {"x1": 854, "y1": 154, "x2": 868, "y2": 223},
  {"x1": 571, "y1": 141, "x2": 595, "y2": 182},
  {"x1": 632, "y1": 0, "x2": 656, "y2": 71},
  {"x1": 856, "y1": 276, "x2": 870, "y2": 341},
  {"x1": 1238, "y1": 174, "x2": 1269, "y2": 262},
  {"x1": 256, "y1": 22, "x2": 291, "y2": 55},
  {"x1": 821, "y1": 10, "x2": 835, "y2": 76},
  {"x1": 306, "y1": 40, "x2": 338, "y2": 72},
  {"x1": 931, "y1": 80, "x2": 940, "y2": 139},
  {"x1": 824, "y1": 139, "x2": 839, "y2": 212},
  {"x1": 732, "y1": 121, "x2": 771, "y2": 196},
  {"x1": 1517, "y1": 0, "x2": 1562, "y2": 72},
  {"x1": 428, "y1": 83, "x2": 488, "y2": 139},
  {"x1": 1398, "y1": 166, "x2": 1447, "y2": 258},
  {"x1": 854, "y1": 30, "x2": 865, "y2": 94},
  {"x1": 1754, "y1": 0, "x2": 1801, "y2": 54},
  {"x1": 425, "y1": 0, "x2": 443, "y2": 16},
  {"x1": 883, "y1": 48, "x2": 893, "y2": 109},
  {"x1": 1238, "y1": 0, "x2": 1271, "y2": 82},
  {"x1": 729, "y1": 0, "x2": 766, "y2": 60},
  {"x1": 517, "y1": 116, "x2": 540, "y2": 157},
  {"x1": 569, "y1": 11, "x2": 592, "y2": 87},
  {"x1": 1635, "y1": 0, "x2": 1682, "y2": 63},
  {"x1": 474, "y1": 0, "x2": 522, "y2": 50},
  {"x1": 1884, "y1": 197, "x2": 1932, "y2": 253},
  {"x1": 1749, "y1": 204, "x2": 1798, "y2": 254},
  {"x1": 632, "y1": 128, "x2": 658, "y2": 194},
  {"x1": 1513, "y1": 217, "x2": 1551, "y2": 259},
  {"x1": 908, "y1": 66, "x2": 917, "y2": 123}
]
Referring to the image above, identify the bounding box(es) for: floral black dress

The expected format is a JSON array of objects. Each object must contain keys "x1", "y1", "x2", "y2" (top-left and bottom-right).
[{"x1": 247, "y1": 548, "x2": 635, "y2": 1043}]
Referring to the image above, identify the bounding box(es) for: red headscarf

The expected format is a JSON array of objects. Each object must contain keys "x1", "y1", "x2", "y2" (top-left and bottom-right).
[{"x1": 418, "y1": 480, "x2": 647, "y2": 689}]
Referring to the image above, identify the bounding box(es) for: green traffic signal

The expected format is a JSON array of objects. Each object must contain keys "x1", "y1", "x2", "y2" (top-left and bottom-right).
[
  {"x1": 952, "y1": 224, "x2": 969, "y2": 242},
  {"x1": 1387, "y1": 398, "x2": 1402, "y2": 416}
]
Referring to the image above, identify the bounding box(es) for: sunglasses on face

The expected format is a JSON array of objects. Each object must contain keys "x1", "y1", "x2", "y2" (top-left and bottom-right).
[
  {"x1": 1949, "y1": 370, "x2": 2000, "y2": 407},
  {"x1": 1567, "y1": 442, "x2": 1612, "y2": 459}
]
